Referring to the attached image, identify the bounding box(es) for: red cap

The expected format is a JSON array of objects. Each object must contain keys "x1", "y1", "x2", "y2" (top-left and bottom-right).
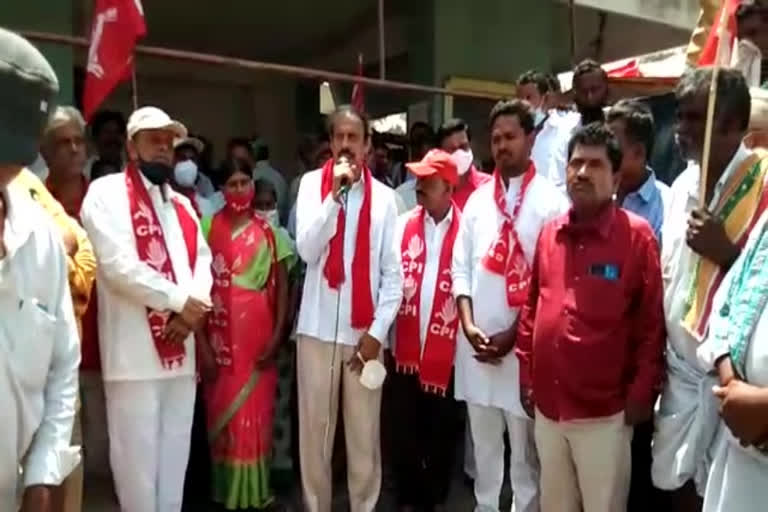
[{"x1": 406, "y1": 149, "x2": 459, "y2": 185}]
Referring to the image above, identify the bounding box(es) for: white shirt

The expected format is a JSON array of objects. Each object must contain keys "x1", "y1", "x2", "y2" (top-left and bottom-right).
[
  {"x1": 662, "y1": 144, "x2": 754, "y2": 367},
  {"x1": 81, "y1": 173, "x2": 213, "y2": 381},
  {"x1": 0, "y1": 186, "x2": 80, "y2": 504},
  {"x1": 391, "y1": 208, "x2": 454, "y2": 353},
  {"x1": 395, "y1": 179, "x2": 417, "y2": 214},
  {"x1": 530, "y1": 110, "x2": 581, "y2": 192},
  {"x1": 295, "y1": 169, "x2": 403, "y2": 346},
  {"x1": 452, "y1": 174, "x2": 569, "y2": 414}
]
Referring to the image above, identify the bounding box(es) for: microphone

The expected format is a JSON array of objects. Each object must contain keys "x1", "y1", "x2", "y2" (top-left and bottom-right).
[{"x1": 337, "y1": 155, "x2": 352, "y2": 196}]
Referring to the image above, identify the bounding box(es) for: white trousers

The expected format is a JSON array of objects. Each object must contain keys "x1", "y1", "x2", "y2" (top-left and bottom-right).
[
  {"x1": 104, "y1": 376, "x2": 196, "y2": 512},
  {"x1": 467, "y1": 403, "x2": 540, "y2": 512},
  {"x1": 297, "y1": 336, "x2": 382, "y2": 512},
  {"x1": 535, "y1": 410, "x2": 632, "y2": 512}
]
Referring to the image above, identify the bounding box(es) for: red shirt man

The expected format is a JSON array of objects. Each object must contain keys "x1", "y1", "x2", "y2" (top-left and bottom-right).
[{"x1": 516, "y1": 123, "x2": 665, "y2": 512}]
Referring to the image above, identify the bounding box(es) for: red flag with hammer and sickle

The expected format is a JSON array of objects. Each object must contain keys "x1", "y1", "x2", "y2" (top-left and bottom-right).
[{"x1": 83, "y1": 0, "x2": 146, "y2": 120}]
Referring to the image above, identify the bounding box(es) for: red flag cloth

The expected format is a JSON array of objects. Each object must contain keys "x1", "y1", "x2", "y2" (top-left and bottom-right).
[
  {"x1": 698, "y1": 0, "x2": 742, "y2": 67},
  {"x1": 83, "y1": 0, "x2": 146, "y2": 120},
  {"x1": 606, "y1": 59, "x2": 641, "y2": 78},
  {"x1": 351, "y1": 53, "x2": 365, "y2": 112}
]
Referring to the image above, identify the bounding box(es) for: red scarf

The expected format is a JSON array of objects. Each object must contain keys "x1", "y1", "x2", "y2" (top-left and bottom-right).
[
  {"x1": 395, "y1": 205, "x2": 460, "y2": 395},
  {"x1": 208, "y1": 211, "x2": 276, "y2": 372},
  {"x1": 482, "y1": 163, "x2": 535, "y2": 307},
  {"x1": 126, "y1": 163, "x2": 199, "y2": 369},
  {"x1": 320, "y1": 158, "x2": 374, "y2": 329}
]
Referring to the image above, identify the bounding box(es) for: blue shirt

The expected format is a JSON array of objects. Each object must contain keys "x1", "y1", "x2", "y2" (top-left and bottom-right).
[{"x1": 621, "y1": 169, "x2": 670, "y2": 241}]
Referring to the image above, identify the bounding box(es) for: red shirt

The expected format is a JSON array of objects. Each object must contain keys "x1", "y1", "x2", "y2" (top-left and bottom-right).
[
  {"x1": 516, "y1": 204, "x2": 665, "y2": 422},
  {"x1": 453, "y1": 166, "x2": 491, "y2": 211}
]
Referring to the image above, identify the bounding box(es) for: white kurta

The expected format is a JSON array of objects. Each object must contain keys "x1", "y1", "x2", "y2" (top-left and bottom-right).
[
  {"x1": 530, "y1": 110, "x2": 580, "y2": 193},
  {"x1": 653, "y1": 145, "x2": 755, "y2": 492},
  {"x1": 0, "y1": 186, "x2": 80, "y2": 508},
  {"x1": 698, "y1": 209, "x2": 768, "y2": 512},
  {"x1": 295, "y1": 169, "x2": 403, "y2": 347},
  {"x1": 451, "y1": 174, "x2": 568, "y2": 415},
  {"x1": 80, "y1": 172, "x2": 213, "y2": 382}
]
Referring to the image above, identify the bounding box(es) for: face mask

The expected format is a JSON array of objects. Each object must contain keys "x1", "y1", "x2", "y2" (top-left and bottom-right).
[
  {"x1": 451, "y1": 148, "x2": 474, "y2": 176},
  {"x1": 359, "y1": 359, "x2": 387, "y2": 390},
  {"x1": 174, "y1": 160, "x2": 198, "y2": 188},
  {"x1": 224, "y1": 187, "x2": 255, "y2": 215},
  {"x1": 256, "y1": 208, "x2": 280, "y2": 226},
  {"x1": 139, "y1": 160, "x2": 173, "y2": 185}
]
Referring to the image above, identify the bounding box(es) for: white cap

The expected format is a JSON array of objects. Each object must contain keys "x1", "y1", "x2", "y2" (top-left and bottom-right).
[{"x1": 127, "y1": 106, "x2": 187, "y2": 140}]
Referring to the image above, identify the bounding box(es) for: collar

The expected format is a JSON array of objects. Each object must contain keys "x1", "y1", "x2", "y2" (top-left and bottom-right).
[
  {"x1": 1, "y1": 185, "x2": 35, "y2": 259},
  {"x1": 627, "y1": 167, "x2": 657, "y2": 203},
  {"x1": 424, "y1": 205, "x2": 453, "y2": 228},
  {"x1": 139, "y1": 172, "x2": 172, "y2": 202},
  {"x1": 558, "y1": 202, "x2": 616, "y2": 239}
]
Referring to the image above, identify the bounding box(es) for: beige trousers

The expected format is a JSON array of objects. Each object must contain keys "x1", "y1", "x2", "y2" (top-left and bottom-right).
[
  {"x1": 535, "y1": 409, "x2": 632, "y2": 512},
  {"x1": 297, "y1": 335, "x2": 383, "y2": 512}
]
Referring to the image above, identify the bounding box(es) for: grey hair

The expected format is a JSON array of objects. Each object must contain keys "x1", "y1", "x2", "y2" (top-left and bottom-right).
[
  {"x1": 42, "y1": 106, "x2": 86, "y2": 147},
  {"x1": 676, "y1": 67, "x2": 751, "y2": 131}
]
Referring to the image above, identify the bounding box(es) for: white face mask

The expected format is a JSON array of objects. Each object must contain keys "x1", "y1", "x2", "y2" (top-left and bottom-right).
[
  {"x1": 451, "y1": 148, "x2": 474, "y2": 176},
  {"x1": 256, "y1": 208, "x2": 280, "y2": 227},
  {"x1": 174, "y1": 160, "x2": 198, "y2": 188}
]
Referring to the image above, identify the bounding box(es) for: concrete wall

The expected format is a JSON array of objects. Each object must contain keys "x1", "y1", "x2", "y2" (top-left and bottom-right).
[
  {"x1": 1, "y1": 0, "x2": 75, "y2": 104},
  {"x1": 565, "y1": 0, "x2": 700, "y2": 30}
]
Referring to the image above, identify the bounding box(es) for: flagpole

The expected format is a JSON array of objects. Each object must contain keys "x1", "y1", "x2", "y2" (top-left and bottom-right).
[
  {"x1": 131, "y1": 66, "x2": 139, "y2": 111},
  {"x1": 699, "y1": 6, "x2": 730, "y2": 207}
]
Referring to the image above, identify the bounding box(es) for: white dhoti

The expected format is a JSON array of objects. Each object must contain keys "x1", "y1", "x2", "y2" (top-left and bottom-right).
[
  {"x1": 105, "y1": 376, "x2": 196, "y2": 512},
  {"x1": 651, "y1": 347, "x2": 721, "y2": 494},
  {"x1": 703, "y1": 429, "x2": 768, "y2": 512}
]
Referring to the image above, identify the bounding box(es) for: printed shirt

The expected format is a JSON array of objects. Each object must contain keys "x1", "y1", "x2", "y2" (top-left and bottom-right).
[{"x1": 662, "y1": 145, "x2": 754, "y2": 367}]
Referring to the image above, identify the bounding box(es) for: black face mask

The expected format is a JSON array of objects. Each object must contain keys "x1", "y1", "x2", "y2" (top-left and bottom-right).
[{"x1": 138, "y1": 160, "x2": 172, "y2": 185}]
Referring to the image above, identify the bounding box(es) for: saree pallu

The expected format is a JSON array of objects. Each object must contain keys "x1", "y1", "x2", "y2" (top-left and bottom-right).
[{"x1": 205, "y1": 215, "x2": 278, "y2": 510}]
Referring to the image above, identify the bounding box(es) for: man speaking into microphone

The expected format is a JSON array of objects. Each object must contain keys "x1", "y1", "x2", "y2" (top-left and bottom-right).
[{"x1": 294, "y1": 105, "x2": 403, "y2": 512}]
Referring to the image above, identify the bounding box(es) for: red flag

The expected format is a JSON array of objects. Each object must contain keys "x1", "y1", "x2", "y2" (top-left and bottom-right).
[
  {"x1": 698, "y1": 0, "x2": 741, "y2": 67},
  {"x1": 83, "y1": 0, "x2": 146, "y2": 120},
  {"x1": 351, "y1": 53, "x2": 365, "y2": 112}
]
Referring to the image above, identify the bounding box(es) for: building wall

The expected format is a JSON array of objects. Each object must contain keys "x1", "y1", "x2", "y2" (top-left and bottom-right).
[{"x1": 1, "y1": 0, "x2": 75, "y2": 104}]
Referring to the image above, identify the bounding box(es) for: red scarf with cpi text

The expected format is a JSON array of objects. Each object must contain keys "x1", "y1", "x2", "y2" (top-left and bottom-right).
[
  {"x1": 320, "y1": 158, "x2": 374, "y2": 329},
  {"x1": 395, "y1": 205, "x2": 460, "y2": 395},
  {"x1": 481, "y1": 163, "x2": 535, "y2": 307},
  {"x1": 126, "y1": 163, "x2": 198, "y2": 369}
]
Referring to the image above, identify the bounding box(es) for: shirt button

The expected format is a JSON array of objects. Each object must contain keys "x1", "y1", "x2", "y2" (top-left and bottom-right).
[{"x1": 578, "y1": 244, "x2": 584, "y2": 250}]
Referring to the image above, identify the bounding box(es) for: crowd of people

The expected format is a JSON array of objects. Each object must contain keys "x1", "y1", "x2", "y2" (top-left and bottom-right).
[{"x1": 4, "y1": 11, "x2": 768, "y2": 512}]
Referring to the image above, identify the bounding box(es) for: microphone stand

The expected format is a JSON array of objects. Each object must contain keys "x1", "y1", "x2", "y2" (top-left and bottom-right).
[{"x1": 323, "y1": 185, "x2": 349, "y2": 462}]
